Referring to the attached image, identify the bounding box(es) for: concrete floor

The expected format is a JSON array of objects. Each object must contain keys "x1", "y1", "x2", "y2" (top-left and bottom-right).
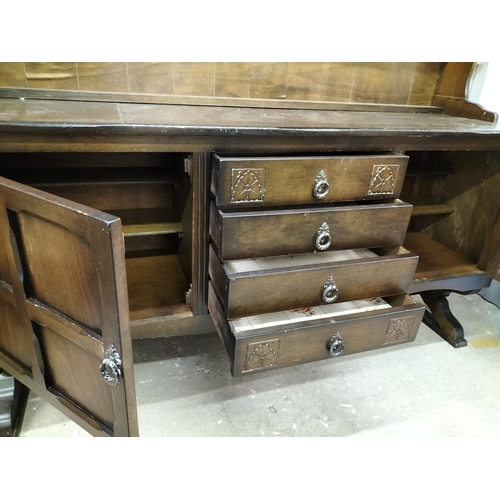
[{"x1": 18, "y1": 292, "x2": 500, "y2": 437}]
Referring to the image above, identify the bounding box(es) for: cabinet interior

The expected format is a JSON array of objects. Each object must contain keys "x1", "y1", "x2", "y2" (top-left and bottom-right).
[
  {"x1": 0, "y1": 152, "x2": 193, "y2": 327},
  {"x1": 400, "y1": 150, "x2": 499, "y2": 288}
]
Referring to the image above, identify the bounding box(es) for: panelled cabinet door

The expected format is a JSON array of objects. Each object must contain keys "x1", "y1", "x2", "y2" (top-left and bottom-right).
[{"x1": 0, "y1": 177, "x2": 138, "y2": 437}]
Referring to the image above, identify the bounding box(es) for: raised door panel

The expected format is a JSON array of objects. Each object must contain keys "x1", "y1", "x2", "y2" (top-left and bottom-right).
[{"x1": 0, "y1": 177, "x2": 138, "y2": 437}]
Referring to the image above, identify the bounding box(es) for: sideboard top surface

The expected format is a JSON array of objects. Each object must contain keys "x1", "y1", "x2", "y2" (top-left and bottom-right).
[{"x1": 1, "y1": 97, "x2": 500, "y2": 152}]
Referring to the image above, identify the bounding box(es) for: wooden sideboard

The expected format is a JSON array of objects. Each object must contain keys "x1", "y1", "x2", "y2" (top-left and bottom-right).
[{"x1": 1, "y1": 62, "x2": 499, "y2": 436}]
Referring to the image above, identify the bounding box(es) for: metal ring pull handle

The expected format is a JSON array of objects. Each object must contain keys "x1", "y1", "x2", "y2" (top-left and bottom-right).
[
  {"x1": 328, "y1": 332, "x2": 345, "y2": 357},
  {"x1": 313, "y1": 170, "x2": 330, "y2": 199},
  {"x1": 100, "y1": 345, "x2": 122, "y2": 386},
  {"x1": 323, "y1": 276, "x2": 339, "y2": 303},
  {"x1": 315, "y1": 222, "x2": 332, "y2": 251}
]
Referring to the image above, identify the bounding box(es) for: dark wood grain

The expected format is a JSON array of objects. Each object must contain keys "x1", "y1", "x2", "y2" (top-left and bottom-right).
[
  {"x1": 0, "y1": 62, "x2": 454, "y2": 107},
  {"x1": 211, "y1": 200, "x2": 413, "y2": 260},
  {"x1": 215, "y1": 63, "x2": 251, "y2": 98},
  {"x1": 434, "y1": 62, "x2": 474, "y2": 100},
  {"x1": 404, "y1": 232, "x2": 490, "y2": 293},
  {"x1": 408, "y1": 62, "x2": 446, "y2": 106},
  {"x1": 24, "y1": 63, "x2": 78, "y2": 90},
  {"x1": 210, "y1": 245, "x2": 419, "y2": 319},
  {"x1": 130, "y1": 313, "x2": 215, "y2": 340},
  {"x1": 127, "y1": 63, "x2": 174, "y2": 95},
  {"x1": 209, "y1": 285, "x2": 424, "y2": 376},
  {"x1": 126, "y1": 255, "x2": 190, "y2": 321},
  {"x1": 0, "y1": 63, "x2": 27, "y2": 87},
  {"x1": 0, "y1": 176, "x2": 138, "y2": 436},
  {"x1": 418, "y1": 151, "x2": 500, "y2": 272},
  {"x1": 190, "y1": 153, "x2": 211, "y2": 315},
  {"x1": 0, "y1": 87, "x2": 443, "y2": 113},
  {"x1": 174, "y1": 63, "x2": 215, "y2": 96},
  {"x1": 76, "y1": 63, "x2": 128, "y2": 92},
  {"x1": 212, "y1": 154, "x2": 408, "y2": 208}
]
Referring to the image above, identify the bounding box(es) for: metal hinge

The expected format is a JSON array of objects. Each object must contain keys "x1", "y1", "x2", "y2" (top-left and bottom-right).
[
  {"x1": 185, "y1": 285, "x2": 192, "y2": 305},
  {"x1": 184, "y1": 157, "x2": 192, "y2": 177}
]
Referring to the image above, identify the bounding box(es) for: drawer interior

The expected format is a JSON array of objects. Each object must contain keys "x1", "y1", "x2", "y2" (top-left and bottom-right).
[
  {"x1": 228, "y1": 294, "x2": 419, "y2": 337},
  {"x1": 0, "y1": 153, "x2": 193, "y2": 323},
  {"x1": 222, "y1": 245, "x2": 412, "y2": 274},
  {"x1": 208, "y1": 281, "x2": 425, "y2": 376}
]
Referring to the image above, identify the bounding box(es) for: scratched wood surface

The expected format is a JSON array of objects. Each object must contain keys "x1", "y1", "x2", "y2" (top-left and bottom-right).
[{"x1": 0, "y1": 62, "x2": 449, "y2": 105}]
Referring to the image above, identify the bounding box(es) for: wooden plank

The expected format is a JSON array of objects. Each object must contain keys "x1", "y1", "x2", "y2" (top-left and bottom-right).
[
  {"x1": 286, "y1": 62, "x2": 327, "y2": 101},
  {"x1": 126, "y1": 254, "x2": 190, "y2": 321},
  {"x1": 190, "y1": 153, "x2": 211, "y2": 315},
  {"x1": 127, "y1": 63, "x2": 174, "y2": 95},
  {"x1": 349, "y1": 62, "x2": 385, "y2": 104},
  {"x1": 408, "y1": 62, "x2": 445, "y2": 106},
  {"x1": 0, "y1": 62, "x2": 452, "y2": 107},
  {"x1": 76, "y1": 62, "x2": 128, "y2": 92},
  {"x1": 249, "y1": 62, "x2": 288, "y2": 99},
  {"x1": 434, "y1": 62, "x2": 474, "y2": 99},
  {"x1": 130, "y1": 313, "x2": 215, "y2": 339},
  {"x1": 215, "y1": 63, "x2": 251, "y2": 98},
  {"x1": 0, "y1": 63, "x2": 26, "y2": 87},
  {"x1": 0, "y1": 87, "x2": 444, "y2": 113},
  {"x1": 24, "y1": 62, "x2": 78, "y2": 90},
  {"x1": 421, "y1": 151, "x2": 500, "y2": 269},
  {"x1": 213, "y1": 154, "x2": 408, "y2": 208},
  {"x1": 122, "y1": 221, "x2": 182, "y2": 236},
  {"x1": 214, "y1": 249, "x2": 419, "y2": 319},
  {"x1": 0, "y1": 152, "x2": 170, "y2": 169},
  {"x1": 212, "y1": 200, "x2": 413, "y2": 260},
  {"x1": 379, "y1": 62, "x2": 416, "y2": 105},
  {"x1": 404, "y1": 232, "x2": 484, "y2": 283},
  {"x1": 174, "y1": 62, "x2": 215, "y2": 96},
  {"x1": 2, "y1": 130, "x2": 500, "y2": 154},
  {"x1": 433, "y1": 96, "x2": 497, "y2": 122},
  {"x1": 411, "y1": 204, "x2": 454, "y2": 216},
  {"x1": 0, "y1": 175, "x2": 138, "y2": 436},
  {"x1": 319, "y1": 62, "x2": 354, "y2": 102}
]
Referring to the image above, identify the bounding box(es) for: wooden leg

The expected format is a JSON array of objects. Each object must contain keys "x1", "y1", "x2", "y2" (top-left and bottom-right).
[
  {"x1": 0, "y1": 369, "x2": 30, "y2": 437},
  {"x1": 420, "y1": 291, "x2": 467, "y2": 348}
]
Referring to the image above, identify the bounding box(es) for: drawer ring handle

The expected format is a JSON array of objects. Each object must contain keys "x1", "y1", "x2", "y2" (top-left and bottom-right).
[
  {"x1": 100, "y1": 345, "x2": 122, "y2": 386},
  {"x1": 313, "y1": 170, "x2": 329, "y2": 199},
  {"x1": 315, "y1": 222, "x2": 332, "y2": 251},
  {"x1": 328, "y1": 332, "x2": 345, "y2": 357},
  {"x1": 323, "y1": 276, "x2": 339, "y2": 303}
]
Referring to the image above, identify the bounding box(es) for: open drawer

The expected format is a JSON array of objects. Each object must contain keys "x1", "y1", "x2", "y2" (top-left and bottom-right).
[
  {"x1": 209, "y1": 245, "x2": 419, "y2": 319},
  {"x1": 210, "y1": 199, "x2": 413, "y2": 260},
  {"x1": 209, "y1": 282, "x2": 425, "y2": 376}
]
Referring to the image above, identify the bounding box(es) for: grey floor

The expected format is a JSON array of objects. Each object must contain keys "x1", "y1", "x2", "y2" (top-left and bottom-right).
[{"x1": 18, "y1": 293, "x2": 500, "y2": 437}]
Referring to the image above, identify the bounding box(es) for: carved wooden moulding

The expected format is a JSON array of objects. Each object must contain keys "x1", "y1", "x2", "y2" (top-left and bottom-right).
[
  {"x1": 383, "y1": 316, "x2": 416, "y2": 344},
  {"x1": 245, "y1": 339, "x2": 280, "y2": 371},
  {"x1": 231, "y1": 168, "x2": 266, "y2": 203},
  {"x1": 368, "y1": 165, "x2": 400, "y2": 195}
]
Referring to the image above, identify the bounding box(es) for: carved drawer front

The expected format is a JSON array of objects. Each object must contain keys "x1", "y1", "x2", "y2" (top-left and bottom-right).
[
  {"x1": 211, "y1": 154, "x2": 408, "y2": 208},
  {"x1": 209, "y1": 283, "x2": 425, "y2": 377},
  {"x1": 209, "y1": 245, "x2": 419, "y2": 319},
  {"x1": 210, "y1": 199, "x2": 412, "y2": 261}
]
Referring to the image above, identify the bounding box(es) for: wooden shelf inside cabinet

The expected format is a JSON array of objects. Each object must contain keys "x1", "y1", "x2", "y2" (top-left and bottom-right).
[
  {"x1": 411, "y1": 204, "x2": 454, "y2": 217},
  {"x1": 110, "y1": 208, "x2": 184, "y2": 237},
  {"x1": 126, "y1": 254, "x2": 191, "y2": 322},
  {"x1": 0, "y1": 167, "x2": 180, "y2": 187},
  {"x1": 403, "y1": 233, "x2": 490, "y2": 294}
]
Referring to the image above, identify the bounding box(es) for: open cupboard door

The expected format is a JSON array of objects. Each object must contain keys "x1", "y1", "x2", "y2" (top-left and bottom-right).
[{"x1": 0, "y1": 177, "x2": 138, "y2": 437}]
